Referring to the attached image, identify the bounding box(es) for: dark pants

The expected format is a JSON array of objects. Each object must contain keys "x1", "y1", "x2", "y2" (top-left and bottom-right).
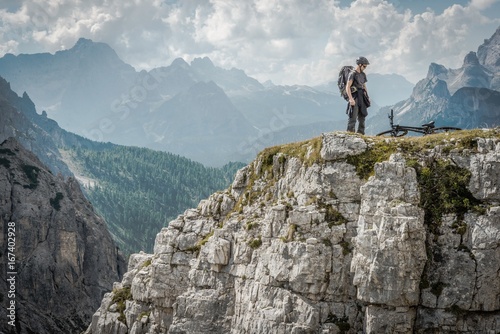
[{"x1": 347, "y1": 104, "x2": 365, "y2": 134}]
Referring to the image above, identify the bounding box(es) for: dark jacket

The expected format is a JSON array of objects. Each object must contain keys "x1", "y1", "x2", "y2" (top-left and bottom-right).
[{"x1": 346, "y1": 89, "x2": 370, "y2": 117}]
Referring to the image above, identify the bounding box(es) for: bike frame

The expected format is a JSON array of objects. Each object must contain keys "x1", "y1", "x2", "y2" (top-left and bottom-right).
[
  {"x1": 376, "y1": 109, "x2": 462, "y2": 137},
  {"x1": 385, "y1": 110, "x2": 435, "y2": 135}
]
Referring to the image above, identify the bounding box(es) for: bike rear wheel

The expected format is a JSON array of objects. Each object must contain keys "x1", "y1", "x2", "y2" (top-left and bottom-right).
[
  {"x1": 431, "y1": 127, "x2": 462, "y2": 134},
  {"x1": 376, "y1": 129, "x2": 408, "y2": 137}
]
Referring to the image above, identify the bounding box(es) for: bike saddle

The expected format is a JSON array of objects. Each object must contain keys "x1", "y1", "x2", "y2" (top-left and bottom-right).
[{"x1": 421, "y1": 121, "x2": 435, "y2": 128}]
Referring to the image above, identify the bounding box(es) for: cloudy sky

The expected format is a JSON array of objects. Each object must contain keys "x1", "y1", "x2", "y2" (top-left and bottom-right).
[{"x1": 0, "y1": 0, "x2": 499, "y2": 85}]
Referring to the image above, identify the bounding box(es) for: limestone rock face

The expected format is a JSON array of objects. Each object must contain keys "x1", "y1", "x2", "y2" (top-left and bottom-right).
[
  {"x1": 351, "y1": 154, "x2": 426, "y2": 307},
  {"x1": 0, "y1": 138, "x2": 125, "y2": 334},
  {"x1": 86, "y1": 131, "x2": 500, "y2": 334}
]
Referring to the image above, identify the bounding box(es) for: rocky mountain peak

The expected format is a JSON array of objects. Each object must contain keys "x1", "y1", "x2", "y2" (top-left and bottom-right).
[
  {"x1": 410, "y1": 75, "x2": 450, "y2": 104},
  {"x1": 477, "y1": 26, "x2": 500, "y2": 90},
  {"x1": 171, "y1": 57, "x2": 190, "y2": 69},
  {"x1": 0, "y1": 138, "x2": 126, "y2": 334},
  {"x1": 426, "y1": 62, "x2": 448, "y2": 79},
  {"x1": 478, "y1": 26, "x2": 500, "y2": 66},
  {"x1": 65, "y1": 37, "x2": 119, "y2": 60},
  {"x1": 423, "y1": 30, "x2": 498, "y2": 95},
  {"x1": 451, "y1": 52, "x2": 492, "y2": 94},
  {"x1": 369, "y1": 26, "x2": 500, "y2": 135},
  {"x1": 74, "y1": 37, "x2": 94, "y2": 48},
  {"x1": 463, "y1": 51, "x2": 480, "y2": 66},
  {"x1": 0, "y1": 76, "x2": 20, "y2": 104},
  {"x1": 191, "y1": 56, "x2": 215, "y2": 70},
  {"x1": 0, "y1": 75, "x2": 74, "y2": 175},
  {"x1": 429, "y1": 77, "x2": 451, "y2": 97}
]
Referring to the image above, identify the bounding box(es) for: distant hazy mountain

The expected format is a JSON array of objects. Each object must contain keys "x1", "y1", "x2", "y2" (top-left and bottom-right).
[
  {"x1": 0, "y1": 38, "x2": 137, "y2": 134},
  {"x1": 366, "y1": 26, "x2": 500, "y2": 135},
  {"x1": 144, "y1": 80, "x2": 258, "y2": 166},
  {"x1": 232, "y1": 84, "x2": 345, "y2": 126},
  {"x1": 0, "y1": 76, "x2": 73, "y2": 175},
  {"x1": 190, "y1": 56, "x2": 265, "y2": 94},
  {"x1": 0, "y1": 39, "x2": 344, "y2": 166},
  {"x1": 0, "y1": 74, "x2": 240, "y2": 256},
  {"x1": 2, "y1": 29, "x2": 498, "y2": 163}
]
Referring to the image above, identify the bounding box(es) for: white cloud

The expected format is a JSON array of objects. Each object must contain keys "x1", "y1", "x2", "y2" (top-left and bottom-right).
[
  {"x1": 0, "y1": 0, "x2": 498, "y2": 85},
  {"x1": 381, "y1": 3, "x2": 499, "y2": 82},
  {"x1": 470, "y1": 0, "x2": 498, "y2": 10}
]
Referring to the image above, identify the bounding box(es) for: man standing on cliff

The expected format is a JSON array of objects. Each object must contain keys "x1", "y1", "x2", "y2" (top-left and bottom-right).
[{"x1": 346, "y1": 57, "x2": 370, "y2": 135}]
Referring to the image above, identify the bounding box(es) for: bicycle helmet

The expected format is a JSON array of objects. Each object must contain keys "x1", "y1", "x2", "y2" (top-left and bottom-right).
[{"x1": 356, "y1": 56, "x2": 370, "y2": 65}]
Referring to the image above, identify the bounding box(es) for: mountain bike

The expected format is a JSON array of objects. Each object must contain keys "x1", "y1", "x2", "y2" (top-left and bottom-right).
[{"x1": 376, "y1": 109, "x2": 462, "y2": 137}]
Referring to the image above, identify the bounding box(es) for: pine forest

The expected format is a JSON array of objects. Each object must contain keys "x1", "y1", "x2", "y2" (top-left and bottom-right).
[{"x1": 67, "y1": 144, "x2": 244, "y2": 257}]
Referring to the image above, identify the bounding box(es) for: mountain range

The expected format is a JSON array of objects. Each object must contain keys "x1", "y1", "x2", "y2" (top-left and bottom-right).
[
  {"x1": 2, "y1": 27, "x2": 499, "y2": 166},
  {"x1": 0, "y1": 75, "x2": 241, "y2": 256},
  {"x1": 0, "y1": 38, "x2": 414, "y2": 166},
  {"x1": 1, "y1": 24, "x2": 498, "y2": 259},
  {"x1": 0, "y1": 25, "x2": 498, "y2": 257},
  {"x1": 0, "y1": 22, "x2": 499, "y2": 334},
  {"x1": 367, "y1": 26, "x2": 500, "y2": 135}
]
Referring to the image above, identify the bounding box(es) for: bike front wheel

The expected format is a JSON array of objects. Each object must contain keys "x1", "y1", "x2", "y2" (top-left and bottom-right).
[
  {"x1": 376, "y1": 129, "x2": 408, "y2": 137},
  {"x1": 431, "y1": 127, "x2": 462, "y2": 134}
]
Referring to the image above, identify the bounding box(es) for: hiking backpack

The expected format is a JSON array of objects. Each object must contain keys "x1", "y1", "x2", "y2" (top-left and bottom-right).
[{"x1": 337, "y1": 65, "x2": 354, "y2": 101}]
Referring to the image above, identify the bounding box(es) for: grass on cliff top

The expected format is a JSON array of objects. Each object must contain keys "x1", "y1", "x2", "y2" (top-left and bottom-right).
[
  {"x1": 350, "y1": 129, "x2": 494, "y2": 227},
  {"x1": 258, "y1": 136, "x2": 323, "y2": 172},
  {"x1": 231, "y1": 129, "x2": 496, "y2": 222},
  {"x1": 348, "y1": 128, "x2": 499, "y2": 180},
  {"x1": 372, "y1": 128, "x2": 499, "y2": 153},
  {"x1": 230, "y1": 137, "x2": 322, "y2": 213},
  {"x1": 256, "y1": 128, "x2": 499, "y2": 180}
]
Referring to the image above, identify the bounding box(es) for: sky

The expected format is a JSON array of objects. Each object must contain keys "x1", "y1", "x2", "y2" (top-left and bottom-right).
[{"x1": 0, "y1": 0, "x2": 499, "y2": 85}]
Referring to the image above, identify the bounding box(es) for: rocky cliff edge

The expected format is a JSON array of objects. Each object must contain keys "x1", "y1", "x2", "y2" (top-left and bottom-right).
[{"x1": 86, "y1": 130, "x2": 500, "y2": 334}]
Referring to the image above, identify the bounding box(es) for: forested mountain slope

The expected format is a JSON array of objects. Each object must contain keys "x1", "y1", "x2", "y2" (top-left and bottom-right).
[
  {"x1": 62, "y1": 143, "x2": 243, "y2": 255},
  {"x1": 0, "y1": 74, "x2": 242, "y2": 257}
]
